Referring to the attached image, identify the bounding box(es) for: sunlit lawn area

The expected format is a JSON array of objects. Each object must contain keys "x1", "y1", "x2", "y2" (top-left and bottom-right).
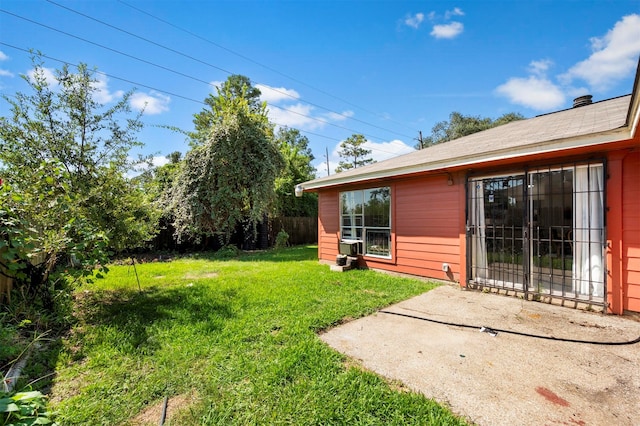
[{"x1": 50, "y1": 246, "x2": 466, "y2": 425}]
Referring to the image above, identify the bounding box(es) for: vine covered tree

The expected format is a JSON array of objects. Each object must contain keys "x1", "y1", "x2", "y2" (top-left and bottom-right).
[
  {"x1": 0, "y1": 55, "x2": 159, "y2": 307},
  {"x1": 416, "y1": 111, "x2": 525, "y2": 149},
  {"x1": 335, "y1": 133, "x2": 375, "y2": 173},
  {"x1": 167, "y1": 76, "x2": 284, "y2": 245},
  {"x1": 191, "y1": 74, "x2": 262, "y2": 146}
]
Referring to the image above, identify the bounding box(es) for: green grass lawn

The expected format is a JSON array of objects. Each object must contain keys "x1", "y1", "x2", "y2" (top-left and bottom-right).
[{"x1": 50, "y1": 246, "x2": 466, "y2": 425}]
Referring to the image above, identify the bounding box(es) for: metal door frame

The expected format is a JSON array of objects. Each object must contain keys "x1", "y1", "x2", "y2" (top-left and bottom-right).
[{"x1": 466, "y1": 160, "x2": 607, "y2": 306}]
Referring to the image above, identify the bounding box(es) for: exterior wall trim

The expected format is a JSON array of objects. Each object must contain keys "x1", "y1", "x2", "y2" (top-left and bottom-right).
[{"x1": 303, "y1": 129, "x2": 629, "y2": 191}]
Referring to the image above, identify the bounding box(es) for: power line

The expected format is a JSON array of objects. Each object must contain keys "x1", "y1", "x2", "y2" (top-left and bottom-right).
[
  {"x1": 116, "y1": 0, "x2": 419, "y2": 135},
  {"x1": 2, "y1": 0, "x2": 422, "y2": 156},
  {"x1": 0, "y1": 11, "x2": 350, "y2": 137},
  {"x1": 0, "y1": 43, "x2": 347, "y2": 146},
  {"x1": 0, "y1": 11, "x2": 361, "y2": 139},
  {"x1": 2, "y1": 43, "x2": 414, "y2": 160},
  {"x1": 2, "y1": 7, "x2": 413, "y2": 147},
  {"x1": 0, "y1": 24, "x2": 391, "y2": 149},
  {"x1": 0, "y1": 10, "x2": 215, "y2": 87},
  {"x1": 43, "y1": 0, "x2": 417, "y2": 140}
]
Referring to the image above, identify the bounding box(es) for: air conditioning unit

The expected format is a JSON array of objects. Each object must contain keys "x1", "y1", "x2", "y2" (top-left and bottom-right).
[{"x1": 339, "y1": 240, "x2": 359, "y2": 256}]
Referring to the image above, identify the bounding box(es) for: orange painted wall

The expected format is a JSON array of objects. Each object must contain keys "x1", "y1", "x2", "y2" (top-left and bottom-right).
[
  {"x1": 317, "y1": 190, "x2": 340, "y2": 261},
  {"x1": 390, "y1": 175, "x2": 461, "y2": 281},
  {"x1": 622, "y1": 151, "x2": 640, "y2": 312},
  {"x1": 316, "y1": 175, "x2": 463, "y2": 283}
]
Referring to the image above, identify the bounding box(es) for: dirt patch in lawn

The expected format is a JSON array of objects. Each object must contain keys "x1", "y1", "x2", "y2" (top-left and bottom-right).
[
  {"x1": 184, "y1": 272, "x2": 219, "y2": 279},
  {"x1": 130, "y1": 392, "x2": 197, "y2": 425},
  {"x1": 321, "y1": 284, "x2": 640, "y2": 426}
]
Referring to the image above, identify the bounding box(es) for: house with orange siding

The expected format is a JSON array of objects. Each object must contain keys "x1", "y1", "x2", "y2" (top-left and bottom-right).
[{"x1": 299, "y1": 63, "x2": 640, "y2": 315}]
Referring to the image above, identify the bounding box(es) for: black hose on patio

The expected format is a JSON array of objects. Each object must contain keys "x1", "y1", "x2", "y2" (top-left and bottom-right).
[{"x1": 378, "y1": 310, "x2": 640, "y2": 346}]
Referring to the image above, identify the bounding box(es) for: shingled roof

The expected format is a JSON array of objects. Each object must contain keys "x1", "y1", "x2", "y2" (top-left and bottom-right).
[{"x1": 302, "y1": 93, "x2": 634, "y2": 191}]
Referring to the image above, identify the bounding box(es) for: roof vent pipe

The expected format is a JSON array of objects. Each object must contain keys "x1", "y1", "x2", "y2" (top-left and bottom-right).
[{"x1": 573, "y1": 95, "x2": 593, "y2": 108}]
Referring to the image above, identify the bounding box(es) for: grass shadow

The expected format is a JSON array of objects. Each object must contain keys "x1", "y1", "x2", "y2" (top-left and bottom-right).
[
  {"x1": 72, "y1": 285, "x2": 238, "y2": 359},
  {"x1": 235, "y1": 245, "x2": 318, "y2": 263},
  {"x1": 184, "y1": 245, "x2": 319, "y2": 263}
]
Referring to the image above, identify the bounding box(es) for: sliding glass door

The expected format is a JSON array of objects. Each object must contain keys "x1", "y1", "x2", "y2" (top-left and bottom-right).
[
  {"x1": 468, "y1": 174, "x2": 526, "y2": 291},
  {"x1": 468, "y1": 163, "x2": 605, "y2": 304}
]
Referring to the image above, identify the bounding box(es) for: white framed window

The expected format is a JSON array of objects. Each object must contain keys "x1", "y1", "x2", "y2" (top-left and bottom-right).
[{"x1": 340, "y1": 187, "x2": 391, "y2": 258}]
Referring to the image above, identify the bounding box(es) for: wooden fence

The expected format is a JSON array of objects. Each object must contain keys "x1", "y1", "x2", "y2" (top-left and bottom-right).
[
  {"x1": 0, "y1": 251, "x2": 46, "y2": 305},
  {"x1": 0, "y1": 274, "x2": 12, "y2": 304},
  {"x1": 269, "y1": 217, "x2": 318, "y2": 246},
  {"x1": 0, "y1": 245, "x2": 12, "y2": 303},
  {"x1": 150, "y1": 216, "x2": 318, "y2": 252}
]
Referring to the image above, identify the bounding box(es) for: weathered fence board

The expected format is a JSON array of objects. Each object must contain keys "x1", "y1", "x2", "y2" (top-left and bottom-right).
[
  {"x1": 0, "y1": 274, "x2": 12, "y2": 304},
  {"x1": 151, "y1": 216, "x2": 318, "y2": 251},
  {"x1": 269, "y1": 217, "x2": 318, "y2": 246}
]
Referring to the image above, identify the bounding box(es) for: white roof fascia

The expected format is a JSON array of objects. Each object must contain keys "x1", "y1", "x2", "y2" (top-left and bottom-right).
[
  {"x1": 302, "y1": 127, "x2": 630, "y2": 191},
  {"x1": 626, "y1": 58, "x2": 640, "y2": 138},
  {"x1": 630, "y1": 94, "x2": 640, "y2": 139}
]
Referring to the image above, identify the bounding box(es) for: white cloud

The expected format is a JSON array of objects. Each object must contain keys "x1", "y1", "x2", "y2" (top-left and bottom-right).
[
  {"x1": 431, "y1": 22, "x2": 464, "y2": 39},
  {"x1": 496, "y1": 76, "x2": 565, "y2": 110},
  {"x1": 151, "y1": 155, "x2": 170, "y2": 167},
  {"x1": 129, "y1": 155, "x2": 172, "y2": 177},
  {"x1": 324, "y1": 110, "x2": 354, "y2": 122},
  {"x1": 425, "y1": 7, "x2": 464, "y2": 38},
  {"x1": 528, "y1": 59, "x2": 553, "y2": 77},
  {"x1": 207, "y1": 80, "x2": 352, "y2": 132},
  {"x1": 27, "y1": 67, "x2": 57, "y2": 86},
  {"x1": 497, "y1": 14, "x2": 640, "y2": 111},
  {"x1": 444, "y1": 7, "x2": 464, "y2": 19},
  {"x1": 560, "y1": 14, "x2": 640, "y2": 91},
  {"x1": 130, "y1": 91, "x2": 171, "y2": 115},
  {"x1": 566, "y1": 85, "x2": 591, "y2": 99},
  {"x1": 91, "y1": 74, "x2": 124, "y2": 104},
  {"x1": 405, "y1": 13, "x2": 425, "y2": 29},
  {"x1": 0, "y1": 69, "x2": 14, "y2": 78},
  {"x1": 317, "y1": 138, "x2": 415, "y2": 176},
  {"x1": 267, "y1": 102, "x2": 354, "y2": 131},
  {"x1": 261, "y1": 80, "x2": 354, "y2": 131},
  {"x1": 256, "y1": 83, "x2": 300, "y2": 103},
  {"x1": 268, "y1": 103, "x2": 318, "y2": 129},
  {"x1": 0, "y1": 51, "x2": 8, "y2": 61},
  {"x1": 364, "y1": 139, "x2": 416, "y2": 162}
]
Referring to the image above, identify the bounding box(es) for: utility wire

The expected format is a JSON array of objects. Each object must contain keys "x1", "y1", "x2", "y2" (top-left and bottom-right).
[
  {"x1": 116, "y1": 0, "x2": 419, "y2": 135},
  {"x1": 1, "y1": 8, "x2": 414, "y2": 153},
  {"x1": 0, "y1": 43, "x2": 205, "y2": 105},
  {"x1": 0, "y1": 10, "x2": 215, "y2": 86},
  {"x1": 0, "y1": 43, "x2": 345, "y2": 145},
  {"x1": 43, "y1": 0, "x2": 417, "y2": 140}
]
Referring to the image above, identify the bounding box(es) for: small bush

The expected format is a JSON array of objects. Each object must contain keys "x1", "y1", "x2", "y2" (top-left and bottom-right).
[
  {"x1": 213, "y1": 245, "x2": 241, "y2": 259},
  {"x1": 275, "y1": 229, "x2": 289, "y2": 249}
]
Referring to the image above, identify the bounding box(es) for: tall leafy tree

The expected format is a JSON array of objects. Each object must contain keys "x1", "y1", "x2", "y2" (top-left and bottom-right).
[
  {"x1": 167, "y1": 76, "x2": 284, "y2": 245},
  {"x1": 0, "y1": 55, "x2": 158, "y2": 305},
  {"x1": 136, "y1": 151, "x2": 183, "y2": 203},
  {"x1": 416, "y1": 111, "x2": 525, "y2": 149},
  {"x1": 191, "y1": 74, "x2": 262, "y2": 146},
  {"x1": 274, "y1": 127, "x2": 317, "y2": 217},
  {"x1": 335, "y1": 134, "x2": 375, "y2": 173}
]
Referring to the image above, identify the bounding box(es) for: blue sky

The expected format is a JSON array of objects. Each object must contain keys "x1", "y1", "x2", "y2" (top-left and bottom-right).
[{"x1": 1, "y1": 1, "x2": 639, "y2": 177}]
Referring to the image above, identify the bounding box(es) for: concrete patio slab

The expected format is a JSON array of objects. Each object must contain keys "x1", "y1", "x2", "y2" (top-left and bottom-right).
[{"x1": 320, "y1": 284, "x2": 640, "y2": 426}]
